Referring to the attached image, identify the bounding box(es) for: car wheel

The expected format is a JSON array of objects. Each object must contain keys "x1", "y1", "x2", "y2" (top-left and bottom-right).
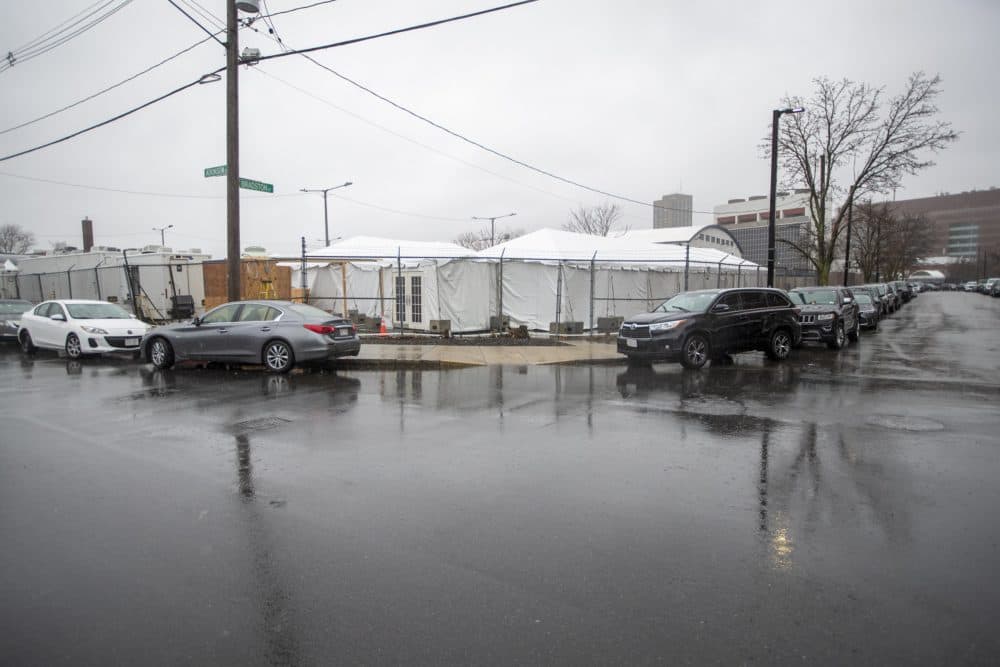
[
  {"x1": 679, "y1": 333, "x2": 709, "y2": 370},
  {"x1": 19, "y1": 330, "x2": 36, "y2": 354},
  {"x1": 765, "y1": 328, "x2": 792, "y2": 361},
  {"x1": 65, "y1": 333, "x2": 83, "y2": 359},
  {"x1": 848, "y1": 317, "x2": 860, "y2": 343},
  {"x1": 827, "y1": 322, "x2": 846, "y2": 350},
  {"x1": 263, "y1": 340, "x2": 294, "y2": 374},
  {"x1": 149, "y1": 337, "x2": 175, "y2": 369}
]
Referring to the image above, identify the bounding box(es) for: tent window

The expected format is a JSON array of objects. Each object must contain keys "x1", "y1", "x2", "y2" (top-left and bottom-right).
[
  {"x1": 411, "y1": 276, "x2": 422, "y2": 323},
  {"x1": 395, "y1": 276, "x2": 406, "y2": 324}
]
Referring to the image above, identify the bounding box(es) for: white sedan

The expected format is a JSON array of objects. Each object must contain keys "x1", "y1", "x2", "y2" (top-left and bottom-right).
[{"x1": 19, "y1": 299, "x2": 149, "y2": 359}]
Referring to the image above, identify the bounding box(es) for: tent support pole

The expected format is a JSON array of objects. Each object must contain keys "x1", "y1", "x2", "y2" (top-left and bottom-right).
[
  {"x1": 589, "y1": 251, "x2": 597, "y2": 333},
  {"x1": 684, "y1": 244, "x2": 690, "y2": 291}
]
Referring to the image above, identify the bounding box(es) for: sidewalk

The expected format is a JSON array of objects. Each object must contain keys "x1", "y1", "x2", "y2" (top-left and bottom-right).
[{"x1": 340, "y1": 339, "x2": 624, "y2": 369}]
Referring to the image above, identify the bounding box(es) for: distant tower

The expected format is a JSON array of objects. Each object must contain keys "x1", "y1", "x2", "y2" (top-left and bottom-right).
[{"x1": 653, "y1": 193, "x2": 693, "y2": 228}]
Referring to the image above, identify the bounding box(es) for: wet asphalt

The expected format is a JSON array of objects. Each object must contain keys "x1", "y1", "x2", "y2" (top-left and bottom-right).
[{"x1": 1, "y1": 292, "x2": 998, "y2": 665}]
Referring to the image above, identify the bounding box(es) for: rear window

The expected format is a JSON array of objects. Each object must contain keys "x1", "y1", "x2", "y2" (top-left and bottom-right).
[
  {"x1": 285, "y1": 303, "x2": 339, "y2": 320},
  {"x1": 0, "y1": 301, "x2": 32, "y2": 315}
]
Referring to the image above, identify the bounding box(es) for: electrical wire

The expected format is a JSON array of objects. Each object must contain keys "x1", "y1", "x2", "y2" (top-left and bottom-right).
[
  {"x1": 166, "y1": 0, "x2": 225, "y2": 47},
  {"x1": 0, "y1": 33, "x2": 220, "y2": 137},
  {"x1": 1, "y1": 1, "x2": 135, "y2": 73}
]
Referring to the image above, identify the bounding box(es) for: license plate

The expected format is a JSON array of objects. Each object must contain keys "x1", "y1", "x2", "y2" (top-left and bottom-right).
[
  {"x1": 125, "y1": 337, "x2": 139, "y2": 347},
  {"x1": 626, "y1": 338, "x2": 638, "y2": 348}
]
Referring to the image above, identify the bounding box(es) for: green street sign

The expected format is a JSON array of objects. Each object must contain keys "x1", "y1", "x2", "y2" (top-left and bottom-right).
[
  {"x1": 204, "y1": 165, "x2": 227, "y2": 177},
  {"x1": 239, "y1": 177, "x2": 274, "y2": 193}
]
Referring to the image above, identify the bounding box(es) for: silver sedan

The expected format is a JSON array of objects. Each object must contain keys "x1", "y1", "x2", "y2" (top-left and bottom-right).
[{"x1": 142, "y1": 300, "x2": 361, "y2": 373}]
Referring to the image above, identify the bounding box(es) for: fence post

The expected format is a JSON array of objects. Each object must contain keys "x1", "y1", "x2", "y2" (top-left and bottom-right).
[
  {"x1": 554, "y1": 262, "x2": 563, "y2": 334},
  {"x1": 94, "y1": 268, "x2": 102, "y2": 300},
  {"x1": 396, "y1": 247, "x2": 403, "y2": 335},
  {"x1": 300, "y1": 237, "x2": 307, "y2": 303},
  {"x1": 66, "y1": 269, "x2": 73, "y2": 298},
  {"x1": 497, "y1": 249, "x2": 505, "y2": 331},
  {"x1": 589, "y1": 251, "x2": 597, "y2": 333}
]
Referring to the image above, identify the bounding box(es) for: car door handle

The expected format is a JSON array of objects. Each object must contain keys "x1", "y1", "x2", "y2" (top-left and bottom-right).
[
  {"x1": 218, "y1": 328, "x2": 228, "y2": 334},
  {"x1": 259, "y1": 327, "x2": 271, "y2": 332}
]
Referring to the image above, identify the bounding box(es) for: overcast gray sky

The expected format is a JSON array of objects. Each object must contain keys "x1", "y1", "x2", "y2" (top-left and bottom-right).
[{"x1": 2, "y1": 0, "x2": 997, "y2": 258}]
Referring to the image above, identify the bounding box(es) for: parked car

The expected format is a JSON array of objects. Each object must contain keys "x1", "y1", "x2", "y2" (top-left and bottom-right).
[
  {"x1": 853, "y1": 292, "x2": 880, "y2": 331},
  {"x1": 787, "y1": 286, "x2": 861, "y2": 349},
  {"x1": 616, "y1": 287, "x2": 801, "y2": 369},
  {"x1": 853, "y1": 285, "x2": 887, "y2": 318},
  {"x1": 19, "y1": 299, "x2": 149, "y2": 359},
  {"x1": 0, "y1": 299, "x2": 33, "y2": 342},
  {"x1": 142, "y1": 300, "x2": 361, "y2": 373},
  {"x1": 962, "y1": 281, "x2": 978, "y2": 292}
]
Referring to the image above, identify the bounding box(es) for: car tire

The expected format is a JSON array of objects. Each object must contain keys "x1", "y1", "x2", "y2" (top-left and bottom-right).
[
  {"x1": 19, "y1": 330, "x2": 36, "y2": 354},
  {"x1": 827, "y1": 322, "x2": 846, "y2": 350},
  {"x1": 263, "y1": 340, "x2": 295, "y2": 374},
  {"x1": 65, "y1": 333, "x2": 83, "y2": 359},
  {"x1": 848, "y1": 317, "x2": 860, "y2": 343},
  {"x1": 679, "y1": 333, "x2": 709, "y2": 370},
  {"x1": 765, "y1": 328, "x2": 792, "y2": 361},
  {"x1": 149, "y1": 337, "x2": 175, "y2": 370}
]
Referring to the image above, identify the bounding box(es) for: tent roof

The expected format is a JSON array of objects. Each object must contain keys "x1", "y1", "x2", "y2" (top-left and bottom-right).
[
  {"x1": 476, "y1": 228, "x2": 754, "y2": 266},
  {"x1": 306, "y1": 236, "x2": 473, "y2": 260},
  {"x1": 618, "y1": 224, "x2": 733, "y2": 244}
]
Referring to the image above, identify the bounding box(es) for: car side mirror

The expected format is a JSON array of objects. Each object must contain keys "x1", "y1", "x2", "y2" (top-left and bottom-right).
[
  {"x1": 51, "y1": 313, "x2": 66, "y2": 322},
  {"x1": 844, "y1": 297, "x2": 853, "y2": 303},
  {"x1": 191, "y1": 316, "x2": 201, "y2": 326},
  {"x1": 711, "y1": 303, "x2": 730, "y2": 313}
]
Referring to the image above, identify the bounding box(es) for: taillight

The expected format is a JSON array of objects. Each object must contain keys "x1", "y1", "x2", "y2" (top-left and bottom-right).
[{"x1": 304, "y1": 324, "x2": 335, "y2": 335}]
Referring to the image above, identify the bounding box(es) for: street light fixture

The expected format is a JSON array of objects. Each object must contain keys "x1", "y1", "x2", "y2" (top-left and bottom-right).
[
  {"x1": 300, "y1": 181, "x2": 353, "y2": 247},
  {"x1": 766, "y1": 106, "x2": 805, "y2": 287},
  {"x1": 472, "y1": 212, "x2": 516, "y2": 247},
  {"x1": 153, "y1": 224, "x2": 174, "y2": 246}
]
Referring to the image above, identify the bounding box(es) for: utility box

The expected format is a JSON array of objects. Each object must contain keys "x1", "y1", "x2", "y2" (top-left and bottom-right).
[
  {"x1": 597, "y1": 316, "x2": 624, "y2": 333},
  {"x1": 429, "y1": 319, "x2": 451, "y2": 336},
  {"x1": 549, "y1": 321, "x2": 583, "y2": 334}
]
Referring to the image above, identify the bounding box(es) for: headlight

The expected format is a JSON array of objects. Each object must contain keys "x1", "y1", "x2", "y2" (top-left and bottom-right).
[
  {"x1": 649, "y1": 319, "x2": 686, "y2": 332},
  {"x1": 81, "y1": 325, "x2": 109, "y2": 334},
  {"x1": 816, "y1": 313, "x2": 835, "y2": 321}
]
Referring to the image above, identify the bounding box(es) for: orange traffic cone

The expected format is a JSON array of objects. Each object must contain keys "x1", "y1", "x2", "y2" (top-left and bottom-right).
[{"x1": 379, "y1": 317, "x2": 388, "y2": 336}]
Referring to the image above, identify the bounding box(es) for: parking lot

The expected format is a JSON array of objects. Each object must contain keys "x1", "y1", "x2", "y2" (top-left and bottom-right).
[{"x1": 2, "y1": 291, "x2": 999, "y2": 665}]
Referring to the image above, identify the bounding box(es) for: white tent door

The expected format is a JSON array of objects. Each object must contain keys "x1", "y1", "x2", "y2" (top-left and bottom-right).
[{"x1": 393, "y1": 272, "x2": 426, "y2": 329}]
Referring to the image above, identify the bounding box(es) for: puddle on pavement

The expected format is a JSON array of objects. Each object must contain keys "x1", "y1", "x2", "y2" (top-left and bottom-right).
[{"x1": 864, "y1": 415, "x2": 945, "y2": 432}]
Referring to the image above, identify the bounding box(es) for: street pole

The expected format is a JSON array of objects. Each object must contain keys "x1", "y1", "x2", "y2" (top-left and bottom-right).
[
  {"x1": 843, "y1": 185, "x2": 856, "y2": 287},
  {"x1": 154, "y1": 224, "x2": 173, "y2": 246},
  {"x1": 472, "y1": 212, "x2": 516, "y2": 247},
  {"x1": 301, "y1": 182, "x2": 352, "y2": 247},
  {"x1": 766, "y1": 107, "x2": 804, "y2": 288},
  {"x1": 225, "y1": 0, "x2": 241, "y2": 303}
]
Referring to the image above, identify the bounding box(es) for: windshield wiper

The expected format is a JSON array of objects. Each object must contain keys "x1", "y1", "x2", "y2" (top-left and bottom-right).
[{"x1": 670, "y1": 305, "x2": 689, "y2": 312}]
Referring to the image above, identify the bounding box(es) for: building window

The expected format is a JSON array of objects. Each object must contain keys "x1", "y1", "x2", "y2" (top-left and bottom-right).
[
  {"x1": 737, "y1": 214, "x2": 756, "y2": 223},
  {"x1": 782, "y1": 207, "x2": 805, "y2": 217},
  {"x1": 410, "y1": 276, "x2": 422, "y2": 323},
  {"x1": 395, "y1": 276, "x2": 406, "y2": 324},
  {"x1": 718, "y1": 216, "x2": 736, "y2": 225}
]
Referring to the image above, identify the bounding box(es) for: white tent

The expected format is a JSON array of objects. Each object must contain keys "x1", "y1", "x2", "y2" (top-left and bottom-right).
[{"x1": 294, "y1": 230, "x2": 760, "y2": 334}]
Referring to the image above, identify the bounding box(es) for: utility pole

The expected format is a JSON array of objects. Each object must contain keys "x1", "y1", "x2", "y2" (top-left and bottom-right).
[
  {"x1": 226, "y1": 0, "x2": 241, "y2": 303},
  {"x1": 300, "y1": 181, "x2": 353, "y2": 247},
  {"x1": 843, "y1": 185, "x2": 856, "y2": 287},
  {"x1": 153, "y1": 224, "x2": 173, "y2": 246},
  {"x1": 766, "y1": 107, "x2": 804, "y2": 287}
]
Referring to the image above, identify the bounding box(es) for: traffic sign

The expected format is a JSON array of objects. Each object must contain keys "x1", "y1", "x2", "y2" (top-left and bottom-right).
[
  {"x1": 239, "y1": 177, "x2": 274, "y2": 193},
  {"x1": 204, "y1": 165, "x2": 227, "y2": 177}
]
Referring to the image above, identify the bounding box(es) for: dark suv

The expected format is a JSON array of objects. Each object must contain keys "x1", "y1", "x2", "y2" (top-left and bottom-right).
[
  {"x1": 787, "y1": 286, "x2": 860, "y2": 349},
  {"x1": 617, "y1": 288, "x2": 801, "y2": 369}
]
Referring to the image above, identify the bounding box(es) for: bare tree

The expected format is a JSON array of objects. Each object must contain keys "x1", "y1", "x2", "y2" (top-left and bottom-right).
[
  {"x1": 767, "y1": 72, "x2": 958, "y2": 284},
  {"x1": 849, "y1": 201, "x2": 893, "y2": 282},
  {"x1": 850, "y1": 202, "x2": 934, "y2": 281},
  {"x1": 0, "y1": 224, "x2": 35, "y2": 254},
  {"x1": 563, "y1": 202, "x2": 625, "y2": 236},
  {"x1": 453, "y1": 228, "x2": 525, "y2": 252}
]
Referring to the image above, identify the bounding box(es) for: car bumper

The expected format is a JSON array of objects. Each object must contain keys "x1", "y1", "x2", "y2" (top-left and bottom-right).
[
  {"x1": 859, "y1": 312, "x2": 878, "y2": 328},
  {"x1": 83, "y1": 334, "x2": 145, "y2": 354},
  {"x1": 298, "y1": 336, "x2": 362, "y2": 362},
  {"x1": 617, "y1": 334, "x2": 681, "y2": 361},
  {"x1": 798, "y1": 323, "x2": 836, "y2": 343}
]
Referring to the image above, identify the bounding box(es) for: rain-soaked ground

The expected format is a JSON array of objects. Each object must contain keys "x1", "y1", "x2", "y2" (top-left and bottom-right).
[{"x1": 2, "y1": 292, "x2": 998, "y2": 665}]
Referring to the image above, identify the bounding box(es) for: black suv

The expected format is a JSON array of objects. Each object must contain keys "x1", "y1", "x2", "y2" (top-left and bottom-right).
[
  {"x1": 787, "y1": 286, "x2": 860, "y2": 349},
  {"x1": 617, "y1": 288, "x2": 801, "y2": 369}
]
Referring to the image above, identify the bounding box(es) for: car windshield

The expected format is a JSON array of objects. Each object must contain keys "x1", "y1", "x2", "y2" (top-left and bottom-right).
[
  {"x1": 652, "y1": 291, "x2": 719, "y2": 313},
  {"x1": 0, "y1": 301, "x2": 32, "y2": 315},
  {"x1": 66, "y1": 303, "x2": 133, "y2": 319},
  {"x1": 854, "y1": 294, "x2": 873, "y2": 305},
  {"x1": 285, "y1": 303, "x2": 338, "y2": 320},
  {"x1": 790, "y1": 290, "x2": 838, "y2": 305}
]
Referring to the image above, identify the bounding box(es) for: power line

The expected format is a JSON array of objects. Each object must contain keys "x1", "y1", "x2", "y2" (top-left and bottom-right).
[
  {"x1": 166, "y1": 0, "x2": 225, "y2": 48},
  {"x1": 0, "y1": 33, "x2": 219, "y2": 137},
  {"x1": 9, "y1": 0, "x2": 112, "y2": 53},
  {"x1": 2, "y1": 1, "x2": 135, "y2": 73},
  {"x1": 260, "y1": 0, "x2": 341, "y2": 20}
]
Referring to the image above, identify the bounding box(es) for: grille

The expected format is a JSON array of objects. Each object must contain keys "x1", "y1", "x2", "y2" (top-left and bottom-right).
[
  {"x1": 105, "y1": 336, "x2": 142, "y2": 348},
  {"x1": 799, "y1": 314, "x2": 816, "y2": 324},
  {"x1": 619, "y1": 325, "x2": 650, "y2": 339}
]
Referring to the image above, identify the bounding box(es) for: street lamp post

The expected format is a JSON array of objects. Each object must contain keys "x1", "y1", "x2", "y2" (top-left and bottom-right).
[
  {"x1": 766, "y1": 106, "x2": 805, "y2": 288},
  {"x1": 300, "y1": 181, "x2": 353, "y2": 247},
  {"x1": 153, "y1": 224, "x2": 174, "y2": 246},
  {"x1": 842, "y1": 185, "x2": 857, "y2": 287},
  {"x1": 472, "y1": 212, "x2": 516, "y2": 247}
]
